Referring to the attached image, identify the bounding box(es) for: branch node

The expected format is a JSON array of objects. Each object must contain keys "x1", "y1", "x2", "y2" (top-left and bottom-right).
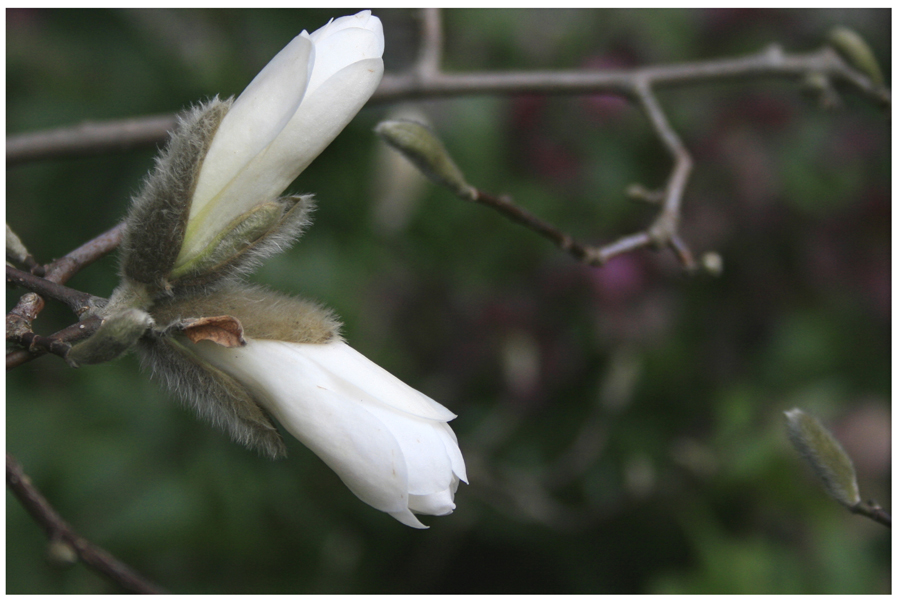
[{"x1": 626, "y1": 183, "x2": 665, "y2": 205}]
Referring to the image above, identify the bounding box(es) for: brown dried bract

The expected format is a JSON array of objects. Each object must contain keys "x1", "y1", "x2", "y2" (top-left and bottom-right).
[{"x1": 181, "y1": 315, "x2": 246, "y2": 348}]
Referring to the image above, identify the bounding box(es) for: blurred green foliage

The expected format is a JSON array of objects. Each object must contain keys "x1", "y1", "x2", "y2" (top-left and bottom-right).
[{"x1": 7, "y1": 8, "x2": 890, "y2": 593}]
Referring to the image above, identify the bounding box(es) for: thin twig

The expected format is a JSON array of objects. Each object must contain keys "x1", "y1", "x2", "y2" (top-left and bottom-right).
[
  {"x1": 7, "y1": 46, "x2": 887, "y2": 166},
  {"x1": 375, "y1": 45, "x2": 889, "y2": 105},
  {"x1": 6, "y1": 222, "x2": 126, "y2": 370},
  {"x1": 850, "y1": 500, "x2": 892, "y2": 528},
  {"x1": 6, "y1": 316, "x2": 103, "y2": 370},
  {"x1": 449, "y1": 79, "x2": 699, "y2": 269},
  {"x1": 632, "y1": 79, "x2": 695, "y2": 270},
  {"x1": 42, "y1": 221, "x2": 127, "y2": 285},
  {"x1": 469, "y1": 190, "x2": 605, "y2": 265},
  {"x1": 6, "y1": 114, "x2": 176, "y2": 167},
  {"x1": 415, "y1": 8, "x2": 444, "y2": 79},
  {"x1": 6, "y1": 265, "x2": 97, "y2": 315},
  {"x1": 7, "y1": 453, "x2": 167, "y2": 593}
]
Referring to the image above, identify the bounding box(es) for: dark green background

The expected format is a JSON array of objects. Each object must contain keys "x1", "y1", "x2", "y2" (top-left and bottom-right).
[{"x1": 7, "y1": 8, "x2": 890, "y2": 593}]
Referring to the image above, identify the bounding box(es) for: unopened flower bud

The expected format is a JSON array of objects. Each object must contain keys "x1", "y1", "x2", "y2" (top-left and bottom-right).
[
  {"x1": 141, "y1": 281, "x2": 466, "y2": 528},
  {"x1": 375, "y1": 120, "x2": 476, "y2": 200},
  {"x1": 784, "y1": 407, "x2": 861, "y2": 508},
  {"x1": 119, "y1": 11, "x2": 384, "y2": 296}
]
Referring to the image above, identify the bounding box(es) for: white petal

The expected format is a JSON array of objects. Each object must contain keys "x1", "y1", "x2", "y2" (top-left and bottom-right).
[
  {"x1": 194, "y1": 340, "x2": 411, "y2": 515},
  {"x1": 190, "y1": 33, "x2": 313, "y2": 222},
  {"x1": 409, "y1": 487, "x2": 457, "y2": 516},
  {"x1": 437, "y1": 422, "x2": 469, "y2": 484},
  {"x1": 309, "y1": 11, "x2": 383, "y2": 48},
  {"x1": 297, "y1": 341, "x2": 457, "y2": 422},
  {"x1": 306, "y1": 26, "x2": 384, "y2": 97},
  {"x1": 188, "y1": 337, "x2": 466, "y2": 527},
  {"x1": 266, "y1": 341, "x2": 457, "y2": 495},
  {"x1": 355, "y1": 403, "x2": 453, "y2": 495},
  {"x1": 197, "y1": 57, "x2": 383, "y2": 235},
  {"x1": 388, "y1": 509, "x2": 428, "y2": 529}
]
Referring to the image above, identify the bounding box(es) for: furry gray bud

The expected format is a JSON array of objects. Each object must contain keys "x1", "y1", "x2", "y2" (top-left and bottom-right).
[
  {"x1": 784, "y1": 408, "x2": 861, "y2": 508},
  {"x1": 66, "y1": 307, "x2": 154, "y2": 367},
  {"x1": 118, "y1": 97, "x2": 232, "y2": 294}
]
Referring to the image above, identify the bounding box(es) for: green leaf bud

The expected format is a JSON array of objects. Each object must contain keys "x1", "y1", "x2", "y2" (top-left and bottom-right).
[
  {"x1": 828, "y1": 26, "x2": 885, "y2": 88},
  {"x1": 374, "y1": 120, "x2": 476, "y2": 200},
  {"x1": 784, "y1": 407, "x2": 861, "y2": 508},
  {"x1": 6, "y1": 223, "x2": 30, "y2": 265}
]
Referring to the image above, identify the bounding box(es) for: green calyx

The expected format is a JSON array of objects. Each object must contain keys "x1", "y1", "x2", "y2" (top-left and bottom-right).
[{"x1": 170, "y1": 197, "x2": 302, "y2": 283}]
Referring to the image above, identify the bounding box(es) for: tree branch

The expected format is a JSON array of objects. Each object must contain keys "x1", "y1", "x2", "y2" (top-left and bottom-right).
[
  {"x1": 6, "y1": 265, "x2": 98, "y2": 316},
  {"x1": 414, "y1": 8, "x2": 444, "y2": 79},
  {"x1": 7, "y1": 453, "x2": 166, "y2": 593},
  {"x1": 41, "y1": 221, "x2": 127, "y2": 286},
  {"x1": 850, "y1": 500, "x2": 891, "y2": 528},
  {"x1": 7, "y1": 45, "x2": 887, "y2": 165},
  {"x1": 7, "y1": 31, "x2": 887, "y2": 272},
  {"x1": 6, "y1": 114, "x2": 176, "y2": 167},
  {"x1": 6, "y1": 222, "x2": 125, "y2": 370}
]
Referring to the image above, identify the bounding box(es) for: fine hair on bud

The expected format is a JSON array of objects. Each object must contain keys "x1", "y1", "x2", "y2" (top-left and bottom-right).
[
  {"x1": 374, "y1": 119, "x2": 475, "y2": 200},
  {"x1": 136, "y1": 334, "x2": 287, "y2": 458},
  {"x1": 784, "y1": 407, "x2": 861, "y2": 508},
  {"x1": 119, "y1": 97, "x2": 232, "y2": 293},
  {"x1": 150, "y1": 281, "x2": 342, "y2": 345},
  {"x1": 168, "y1": 194, "x2": 315, "y2": 295},
  {"x1": 66, "y1": 307, "x2": 154, "y2": 367}
]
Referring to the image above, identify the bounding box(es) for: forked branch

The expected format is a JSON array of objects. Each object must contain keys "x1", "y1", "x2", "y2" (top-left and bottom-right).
[{"x1": 7, "y1": 15, "x2": 887, "y2": 272}]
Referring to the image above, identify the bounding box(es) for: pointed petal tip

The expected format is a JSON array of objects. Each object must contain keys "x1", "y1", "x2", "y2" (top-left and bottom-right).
[{"x1": 390, "y1": 509, "x2": 429, "y2": 529}]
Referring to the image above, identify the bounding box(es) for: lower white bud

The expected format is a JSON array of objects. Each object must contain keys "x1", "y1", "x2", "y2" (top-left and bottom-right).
[{"x1": 191, "y1": 337, "x2": 467, "y2": 528}]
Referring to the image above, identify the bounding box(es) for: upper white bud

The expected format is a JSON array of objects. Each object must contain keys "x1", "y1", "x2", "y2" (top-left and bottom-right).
[{"x1": 176, "y1": 11, "x2": 385, "y2": 271}]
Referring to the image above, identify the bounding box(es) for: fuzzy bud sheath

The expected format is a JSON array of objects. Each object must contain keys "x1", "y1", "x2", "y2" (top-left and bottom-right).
[{"x1": 84, "y1": 11, "x2": 466, "y2": 528}]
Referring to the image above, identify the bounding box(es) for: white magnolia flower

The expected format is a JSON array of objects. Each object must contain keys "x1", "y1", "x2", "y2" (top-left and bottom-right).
[
  {"x1": 191, "y1": 338, "x2": 468, "y2": 528},
  {"x1": 175, "y1": 10, "x2": 385, "y2": 271}
]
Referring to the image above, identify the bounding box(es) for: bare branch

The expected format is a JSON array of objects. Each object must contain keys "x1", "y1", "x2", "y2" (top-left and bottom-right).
[
  {"x1": 375, "y1": 44, "x2": 888, "y2": 104},
  {"x1": 6, "y1": 316, "x2": 103, "y2": 370},
  {"x1": 7, "y1": 453, "x2": 166, "y2": 593},
  {"x1": 6, "y1": 222, "x2": 126, "y2": 370},
  {"x1": 42, "y1": 221, "x2": 127, "y2": 286},
  {"x1": 7, "y1": 45, "x2": 887, "y2": 166},
  {"x1": 6, "y1": 114, "x2": 176, "y2": 167},
  {"x1": 850, "y1": 500, "x2": 892, "y2": 528},
  {"x1": 7, "y1": 266, "x2": 98, "y2": 316},
  {"x1": 415, "y1": 8, "x2": 444, "y2": 79}
]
